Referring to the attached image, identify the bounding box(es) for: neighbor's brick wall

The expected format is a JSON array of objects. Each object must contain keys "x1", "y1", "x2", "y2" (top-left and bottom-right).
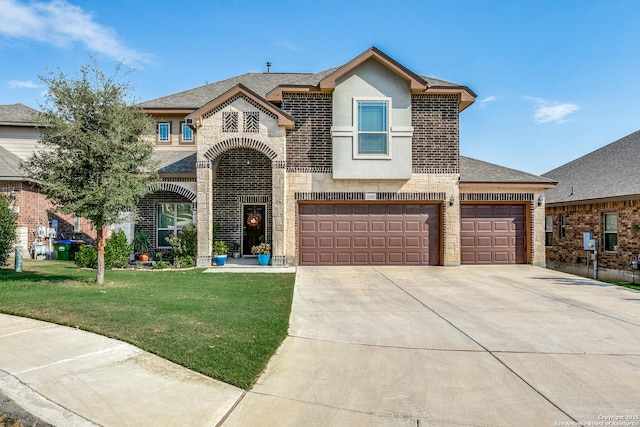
[
  {"x1": 546, "y1": 199, "x2": 640, "y2": 272},
  {"x1": 213, "y1": 148, "x2": 272, "y2": 249},
  {"x1": 137, "y1": 191, "x2": 192, "y2": 249},
  {"x1": 1, "y1": 181, "x2": 96, "y2": 250},
  {"x1": 282, "y1": 93, "x2": 333, "y2": 169},
  {"x1": 411, "y1": 94, "x2": 459, "y2": 172}
]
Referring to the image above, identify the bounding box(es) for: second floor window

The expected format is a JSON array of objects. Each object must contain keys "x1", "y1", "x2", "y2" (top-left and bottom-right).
[
  {"x1": 157, "y1": 122, "x2": 170, "y2": 143},
  {"x1": 356, "y1": 100, "x2": 389, "y2": 156},
  {"x1": 181, "y1": 122, "x2": 193, "y2": 143},
  {"x1": 603, "y1": 213, "x2": 618, "y2": 251}
]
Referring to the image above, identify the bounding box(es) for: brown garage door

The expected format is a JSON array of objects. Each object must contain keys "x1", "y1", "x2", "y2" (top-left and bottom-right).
[
  {"x1": 460, "y1": 204, "x2": 527, "y2": 264},
  {"x1": 299, "y1": 204, "x2": 440, "y2": 266}
]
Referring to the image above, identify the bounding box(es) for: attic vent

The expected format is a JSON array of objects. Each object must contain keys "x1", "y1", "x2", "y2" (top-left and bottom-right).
[
  {"x1": 244, "y1": 112, "x2": 259, "y2": 133},
  {"x1": 223, "y1": 112, "x2": 238, "y2": 132}
]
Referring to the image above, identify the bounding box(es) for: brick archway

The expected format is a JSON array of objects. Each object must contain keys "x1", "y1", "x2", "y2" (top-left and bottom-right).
[
  {"x1": 203, "y1": 137, "x2": 278, "y2": 161},
  {"x1": 148, "y1": 182, "x2": 197, "y2": 207}
]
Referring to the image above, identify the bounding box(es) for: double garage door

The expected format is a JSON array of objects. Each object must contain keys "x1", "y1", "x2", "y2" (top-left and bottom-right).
[
  {"x1": 299, "y1": 204, "x2": 440, "y2": 266},
  {"x1": 298, "y1": 203, "x2": 527, "y2": 266}
]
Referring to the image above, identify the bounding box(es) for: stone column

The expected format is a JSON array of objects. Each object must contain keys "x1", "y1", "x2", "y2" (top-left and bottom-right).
[
  {"x1": 196, "y1": 158, "x2": 213, "y2": 267},
  {"x1": 271, "y1": 163, "x2": 286, "y2": 266}
]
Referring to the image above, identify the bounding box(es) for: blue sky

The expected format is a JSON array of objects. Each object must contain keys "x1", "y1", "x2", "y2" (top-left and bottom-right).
[{"x1": 1, "y1": 0, "x2": 639, "y2": 175}]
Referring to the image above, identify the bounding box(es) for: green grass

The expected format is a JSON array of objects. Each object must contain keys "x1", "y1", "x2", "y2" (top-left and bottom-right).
[{"x1": 0, "y1": 260, "x2": 295, "y2": 389}]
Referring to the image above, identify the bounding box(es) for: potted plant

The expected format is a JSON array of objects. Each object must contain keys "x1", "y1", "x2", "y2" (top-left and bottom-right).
[
  {"x1": 133, "y1": 230, "x2": 151, "y2": 262},
  {"x1": 230, "y1": 241, "x2": 241, "y2": 258},
  {"x1": 213, "y1": 240, "x2": 228, "y2": 266},
  {"x1": 251, "y1": 242, "x2": 271, "y2": 266}
]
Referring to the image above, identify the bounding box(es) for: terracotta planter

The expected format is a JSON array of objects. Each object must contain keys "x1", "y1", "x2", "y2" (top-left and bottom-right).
[{"x1": 138, "y1": 253, "x2": 149, "y2": 262}]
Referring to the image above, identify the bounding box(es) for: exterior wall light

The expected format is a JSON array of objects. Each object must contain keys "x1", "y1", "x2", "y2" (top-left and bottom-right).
[
  {"x1": 538, "y1": 195, "x2": 544, "y2": 206},
  {"x1": 449, "y1": 195, "x2": 455, "y2": 206}
]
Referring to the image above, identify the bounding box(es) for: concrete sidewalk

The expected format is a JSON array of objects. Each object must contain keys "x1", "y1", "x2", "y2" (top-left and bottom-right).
[{"x1": 0, "y1": 314, "x2": 243, "y2": 426}]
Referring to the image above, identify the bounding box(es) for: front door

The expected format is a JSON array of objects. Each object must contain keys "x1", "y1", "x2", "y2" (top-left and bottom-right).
[{"x1": 243, "y1": 204, "x2": 266, "y2": 255}]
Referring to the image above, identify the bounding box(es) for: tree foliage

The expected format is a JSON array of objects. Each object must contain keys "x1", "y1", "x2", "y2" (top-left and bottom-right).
[
  {"x1": 22, "y1": 59, "x2": 157, "y2": 283},
  {"x1": 0, "y1": 195, "x2": 18, "y2": 266}
]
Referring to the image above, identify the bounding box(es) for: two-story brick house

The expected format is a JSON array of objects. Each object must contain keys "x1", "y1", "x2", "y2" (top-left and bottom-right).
[
  {"x1": 0, "y1": 103, "x2": 96, "y2": 257},
  {"x1": 138, "y1": 47, "x2": 556, "y2": 267}
]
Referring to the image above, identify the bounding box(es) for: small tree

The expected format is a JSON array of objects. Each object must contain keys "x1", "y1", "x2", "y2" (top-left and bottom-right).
[
  {"x1": 22, "y1": 59, "x2": 157, "y2": 284},
  {"x1": 0, "y1": 195, "x2": 17, "y2": 266}
]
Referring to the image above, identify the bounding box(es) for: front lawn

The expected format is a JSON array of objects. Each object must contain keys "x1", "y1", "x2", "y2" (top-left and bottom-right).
[{"x1": 0, "y1": 260, "x2": 295, "y2": 389}]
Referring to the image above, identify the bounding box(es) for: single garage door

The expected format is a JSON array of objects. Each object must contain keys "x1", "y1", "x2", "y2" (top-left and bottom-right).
[
  {"x1": 299, "y1": 204, "x2": 440, "y2": 266},
  {"x1": 460, "y1": 204, "x2": 527, "y2": 264}
]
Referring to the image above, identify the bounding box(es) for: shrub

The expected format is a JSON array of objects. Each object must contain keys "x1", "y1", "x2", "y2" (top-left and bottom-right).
[
  {"x1": 175, "y1": 255, "x2": 195, "y2": 269},
  {"x1": 153, "y1": 260, "x2": 167, "y2": 269},
  {"x1": 213, "y1": 240, "x2": 228, "y2": 255},
  {"x1": 104, "y1": 230, "x2": 131, "y2": 268},
  {"x1": 152, "y1": 252, "x2": 163, "y2": 262},
  {"x1": 75, "y1": 245, "x2": 98, "y2": 269},
  {"x1": 165, "y1": 223, "x2": 197, "y2": 263},
  {"x1": 0, "y1": 195, "x2": 17, "y2": 266}
]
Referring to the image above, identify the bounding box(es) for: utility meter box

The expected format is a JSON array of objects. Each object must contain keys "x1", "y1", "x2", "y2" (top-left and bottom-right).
[{"x1": 583, "y1": 233, "x2": 593, "y2": 250}]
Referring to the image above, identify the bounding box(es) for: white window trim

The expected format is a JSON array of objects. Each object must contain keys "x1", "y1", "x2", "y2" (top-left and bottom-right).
[
  {"x1": 157, "y1": 122, "x2": 171, "y2": 143},
  {"x1": 353, "y1": 97, "x2": 392, "y2": 159},
  {"x1": 603, "y1": 212, "x2": 618, "y2": 252},
  {"x1": 180, "y1": 122, "x2": 193, "y2": 143},
  {"x1": 157, "y1": 202, "x2": 192, "y2": 248}
]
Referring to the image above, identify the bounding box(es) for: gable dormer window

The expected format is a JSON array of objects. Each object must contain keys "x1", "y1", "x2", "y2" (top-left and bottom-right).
[
  {"x1": 244, "y1": 111, "x2": 260, "y2": 133},
  {"x1": 355, "y1": 99, "x2": 390, "y2": 158},
  {"x1": 223, "y1": 111, "x2": 238, "y2": 132}
]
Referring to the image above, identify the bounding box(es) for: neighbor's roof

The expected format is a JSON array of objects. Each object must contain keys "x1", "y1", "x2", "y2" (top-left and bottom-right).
[
  {"x1": 0, "y1": 104, "x2": 39, "y2": 126},
  {"x1": 0, "y1": 146, "x2": 25, "y2": 180},
  {"x1": 460, "y1": 156, "x2": 557, "y2": 185},
  {"x1": 543, "y1": 129, "x2": 640, "y2": 204}
]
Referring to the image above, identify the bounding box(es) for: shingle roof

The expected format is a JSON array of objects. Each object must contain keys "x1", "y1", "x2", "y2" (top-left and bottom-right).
[
  {"x1": 139, "y1": 68, "x2": 464, "y2": 110},
  {"x1": 0, "y1": 146, "x2": 25, "y2": 180},
  {"x1": 460, "y1": 156, "x2": 556, "y2": 184},
  {"x1": 0, "y1": 104, "x2": 39, "y2": 126},
  {"x1": 152, "y1": 151, "x2": 196, "y2": 173},
  {"x1": 542, "y1": 130, "x2": 640, "y2": 204}
]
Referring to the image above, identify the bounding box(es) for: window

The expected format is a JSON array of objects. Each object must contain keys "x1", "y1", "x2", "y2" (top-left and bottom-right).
[
  {"x1": 560, "y1": 215, "x2": 566, "y2": 239},
  {"x1": 545, "y1": 215, "x2": 553, "y2": 246},
  {"x1": 157, "y1": 203, "x2": 192, "y2": 247},
  {"x1": 157, "y1": 122, "x2": 170, "y2": 143},
  {"x1": 356, "y1": 99, "x2": 389, "y2": 156},
  {"x1": 603, "y1": 213, "x2": 618, "y2": 251},
  {"x1": 181, "y1": 122, "x2": 193, "y2": 143}
]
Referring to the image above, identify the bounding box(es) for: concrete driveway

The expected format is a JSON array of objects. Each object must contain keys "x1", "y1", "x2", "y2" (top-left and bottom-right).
[{"x1": 223, "y1": 265, "x2": 640, "y2": 427}]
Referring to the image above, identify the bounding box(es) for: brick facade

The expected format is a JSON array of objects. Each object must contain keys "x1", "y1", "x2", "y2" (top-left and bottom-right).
[
  {"x1": 1, "y1": 181, "x2": 97, "y2": 255},
  {"x1": 411, "y1": 94, "x2": 459, "y2": 172},
  {"x1": 136, "y1": 191, "x2": 192, "y2": 249},
  {"x1": 282, "y1": 93, "x2": 333, "y2": 170},
  {"x1": 546, "y1": 200, "x2": 640, "y2": 279}
]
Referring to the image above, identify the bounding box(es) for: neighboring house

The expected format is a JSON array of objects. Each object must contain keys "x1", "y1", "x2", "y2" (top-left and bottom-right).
[
  {"x1": 543, "y1": 130, "x2": 640, "y2": 282},
  {"x1": 0, "y1": 104, "x2": 96, "y2": 257},
  {"x1": 138, "y1": 46, "x2": 556, "y2": 267}
]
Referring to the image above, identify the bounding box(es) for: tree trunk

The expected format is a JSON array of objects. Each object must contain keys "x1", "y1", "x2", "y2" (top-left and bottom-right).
[{"x1": 96, "y1": 226, "x2": 106, "y2": 284}]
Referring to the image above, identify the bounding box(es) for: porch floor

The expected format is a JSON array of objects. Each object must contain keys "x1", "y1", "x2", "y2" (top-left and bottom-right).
[{"x1": 204, "y1": 256, "x2": 296, "y2": 274}]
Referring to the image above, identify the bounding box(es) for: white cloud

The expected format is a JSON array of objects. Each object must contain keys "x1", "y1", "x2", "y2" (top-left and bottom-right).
[
  {"x1": 9, "y1": 80, "x2": 40, "y2": 88},
  {"x1": 0, "y1": 0, "x2": 151, "y2": 65},
  {"x1": 479, "y1": 96, "x2": 497, "y2": 104},
  {"x1": 525, "y1": 96, "x2": 579, "y2": 124}
]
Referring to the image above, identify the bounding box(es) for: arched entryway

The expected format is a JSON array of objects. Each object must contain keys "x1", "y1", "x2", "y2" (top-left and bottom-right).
[{"x1": 212, "y1": 148, "x2": 273, "y2": 256}]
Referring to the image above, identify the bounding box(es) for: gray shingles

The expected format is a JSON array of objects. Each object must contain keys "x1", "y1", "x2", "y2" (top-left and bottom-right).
[
  {"x1": 460, "y1": 156, "x2": 556, "y2": 184},
  {"x1": 0, "y1": 104, "x2": 39, "y2": 126},
  {"x1": 0, "y1": 146, "x2": 25, "y2": 179},
  {"x1": 152, "y1": 151, "x2": 196, "y2": 173},
  {"x1": 542, "y1": 130, "x2": 640, "y2": 204}
]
